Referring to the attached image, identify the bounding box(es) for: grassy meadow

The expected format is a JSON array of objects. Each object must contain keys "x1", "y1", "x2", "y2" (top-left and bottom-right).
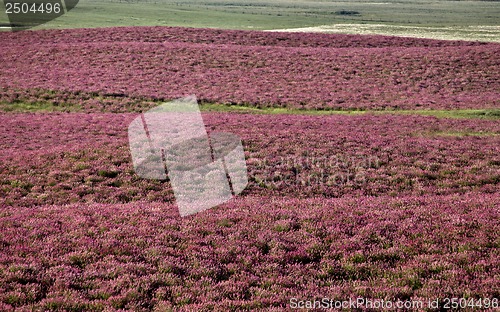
[{"x1": 1, "y1": 0, "x2": 499, "y2": 41}]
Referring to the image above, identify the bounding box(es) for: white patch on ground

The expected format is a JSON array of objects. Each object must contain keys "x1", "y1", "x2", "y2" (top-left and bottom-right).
[{"x1": 267, "y1": 24, "x2": 500, "y2": 42}]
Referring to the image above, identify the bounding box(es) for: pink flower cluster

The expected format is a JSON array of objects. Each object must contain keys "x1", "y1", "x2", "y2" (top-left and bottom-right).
[
  {"x1": 1, "y1": 26, "x2": 499, "y2": 310},
  {"x1": 0, "y1": 26, "x2": 487, "y2": 48},
  {"x1": 1, "y1": 112, "x2": 498, "y2": 208},
  {"x1": 0, "y1": 27, "x2": 498, "y2": 110},
  {"x1": 0, "y1": 194, "x2": 498, "y2": 310}
]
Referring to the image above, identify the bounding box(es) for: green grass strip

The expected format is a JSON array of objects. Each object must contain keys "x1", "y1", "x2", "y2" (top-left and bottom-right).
[
  {"x1": 201, "y1": 104, "x2": 500, "y2": 120},
  {"x1": 0, "y1": 101, "x2": 81, "y2": 113},
  {"x1": 1, "y1": 100, "x2": 498, "y2": 121}
]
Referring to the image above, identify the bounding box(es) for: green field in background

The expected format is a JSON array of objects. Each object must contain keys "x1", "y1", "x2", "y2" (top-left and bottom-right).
[{"x1": 1, "y1": 0, "x2": 499, "y2": 41}]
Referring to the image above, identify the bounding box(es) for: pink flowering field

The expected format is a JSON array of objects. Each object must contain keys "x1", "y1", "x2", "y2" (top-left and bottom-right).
[
  {"x1": 0, "y1": 27, "x2": 499, "y2": 111},
  {"x1": 0, "y1": 27, "x2": 499, "y2": 311}
]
